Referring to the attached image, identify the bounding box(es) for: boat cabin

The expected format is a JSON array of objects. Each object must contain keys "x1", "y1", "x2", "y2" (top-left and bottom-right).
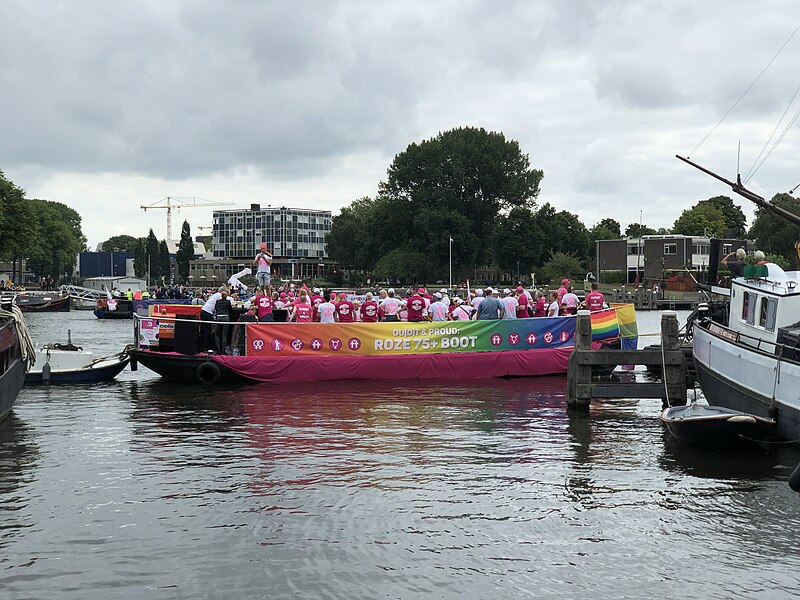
[{"x1": 728, "y1": 263, "x2": 800, "y2": 349}]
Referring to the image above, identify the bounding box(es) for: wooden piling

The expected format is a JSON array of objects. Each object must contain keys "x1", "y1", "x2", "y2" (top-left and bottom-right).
[{"x1": 566, "y1": 310, "x2": 687, "y2": 412}]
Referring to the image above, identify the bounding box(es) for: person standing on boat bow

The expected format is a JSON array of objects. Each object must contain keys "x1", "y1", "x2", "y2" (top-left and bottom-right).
[{"x1": 253, "y1": 244, "x2": 273, "y2": 295}]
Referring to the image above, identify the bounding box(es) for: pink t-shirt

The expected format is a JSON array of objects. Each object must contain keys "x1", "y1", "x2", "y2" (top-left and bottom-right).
[
  {"x1": 255, "y1": 294, "x2": 273, "y2": 318},
  {"x1": 361, "y1": 300, "x2": 379, "y2": 322},
  {"x1": 428, "y1": 301, "x2": 449, "y2": 321},
  {"x1": 586, "y1": 291, "x2": 605, "y2": 312},
  {"x1": 336, "y1": 300, "x2": 355, "y2": 323},
  {"x1": 381, "y1": 297, "x2": 402, "y2": 317},
  {"x1": 293, "y1": 301, "x2": 313, "y2": 322}
]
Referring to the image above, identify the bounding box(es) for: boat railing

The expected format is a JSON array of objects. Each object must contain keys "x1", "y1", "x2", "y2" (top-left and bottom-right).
[{"x1": 702, "y1": 319, "x2": 800, "y2": 366}]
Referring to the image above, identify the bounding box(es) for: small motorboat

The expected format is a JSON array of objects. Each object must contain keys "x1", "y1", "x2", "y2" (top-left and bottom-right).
[
  {"x1": 25, "y1": 331, "x2": 131, "y2": 384},
  {"x1": 660, "y1": 402, "x2": 775, "y2": 448}
]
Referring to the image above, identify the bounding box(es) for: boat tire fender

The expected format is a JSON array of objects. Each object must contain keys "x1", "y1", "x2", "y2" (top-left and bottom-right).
[
  {"x1": 196, "y1": 361, "x2": 222, "y2": 384},
  {"x1": 790, "y1": 460, "x2": 800, "y2": 493}
]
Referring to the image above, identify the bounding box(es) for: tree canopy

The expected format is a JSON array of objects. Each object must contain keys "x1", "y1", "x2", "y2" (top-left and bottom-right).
[
  {"x1": 672, "y1": 202, "x2": 727, "y2": 237},
  {"x1": 327, "y1": 127, "x2": 545, "y2": 282},
  {"x1": 624, "y1": 223, "x2": 657, "y2": 238},
  {"x1": 700, "y1": 195, "x2": 746, "y2": 238},
  {"x1": 748, "y1": 193, "x2": 800, "y2": 266},
  {"x1": 99, "y1": 235, "x2": 140, "y2": 252},
  {"x1": 0, "y1": 171, "x2": 87, "y2": 280}
]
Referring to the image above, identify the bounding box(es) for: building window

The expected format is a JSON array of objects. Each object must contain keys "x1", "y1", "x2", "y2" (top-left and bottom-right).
[
  {"x1": 692, "y1": 243, "x2": 709, "y2": 255},
  {"x1": 722, "y1": 244, "x2": 732, "y2": 255},
  {"x1": 627, "y1": 245, "x2": 640, "y2": 255},
  {"x1": 664, "y1": 243, "x2": 677, "y2": 255}
]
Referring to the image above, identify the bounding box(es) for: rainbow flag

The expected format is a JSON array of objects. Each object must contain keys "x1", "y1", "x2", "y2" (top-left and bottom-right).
[
  {"x1": 609, "y1": 303, "x2": 638, "y2": 339},
  {"x1": 591, "y1": 308, "x2": 620, "y2": 340}
]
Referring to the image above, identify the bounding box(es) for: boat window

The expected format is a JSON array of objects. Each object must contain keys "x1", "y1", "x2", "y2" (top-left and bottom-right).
[
  {"x1": 765, "y1": 298, "x2": 778, "y2": 331},
  {"x1": 759, "y1": 297, "x2": 769, "y2": 328},
  {"x1": 742, "y1": 291, "x2": 757, "y2": 324}
]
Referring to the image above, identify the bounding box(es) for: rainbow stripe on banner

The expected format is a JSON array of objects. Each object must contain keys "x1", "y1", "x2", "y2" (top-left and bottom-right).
[
  {"x1": 590, "y1": 308, "x2": 620, "y2": 340},
  {"x1": 245, "y1": 317, "x2": 576, "y2": 358}
]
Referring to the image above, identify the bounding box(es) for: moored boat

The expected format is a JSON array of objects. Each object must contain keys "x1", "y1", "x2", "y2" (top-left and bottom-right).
[
  {"x1": 0, "y1": 303, "x2": 35, "y2": 420},
  {"x1": 24, "y1": 333, "x2": 131, "y2": 384},
  {"x1": 660, "y1": 402, "x2": 775, "y2": 448},
  {"x1": 679, "y1": 156, "x2": 800, "y2": 441},
  {"x1": 3, "y1": 292, "x2": 71, "y2": 312}
]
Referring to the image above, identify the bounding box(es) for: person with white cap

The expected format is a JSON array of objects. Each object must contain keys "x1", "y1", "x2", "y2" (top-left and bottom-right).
[
  {"x1": 471, "y1": 288, "x2": 484, "y2": 311},
  {"x1": 476, "y1": 287, "x2": 503, "y2": 320},
  {"x1": 500, "y1": 288, "x2": 518, "y2": 319},
  {"x1": 451, "y1": 297, "x2": 474, "y2": 321},
  {"x1": 439, "y1": 288, "x2": 450, "y2": 307},
  {"x1": 380, "y1": 288, "x2": 402, "y2": 322},
  {"x1": 428, "y1": 292, "x2": 450, "y2": 321},
  {"x1": 310, "y1": 287, "x2": 325, "y2": 321}
]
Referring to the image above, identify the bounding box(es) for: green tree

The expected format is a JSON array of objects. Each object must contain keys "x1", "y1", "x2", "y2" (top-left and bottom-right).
[
  {"x1": 158, "y1": 240, "x2": 171, "y2": 284},
  {"x1": 589, "y1": 218, "x2": 621, "y2": 247},
  {"x1": 624, "y1": 223, "x2": 657, "y2": 238},
  {"x1": 748, "y1": 193, "x2": 800, "y2": 265},
  {"x1": 672, "y1": 203, "x2": 727, "y2": 237},
  {"x1": 700, "y1": 195, "x2": 746, "y2": 238},
  {"x1": 145, "y1": 229, "x2": 160, "y2": 284},
  {"x1": 540, "y1": 252, "x2": 584, "y2": 286},
  {"x1": 535, "y1": 203, "x2": 591, "y2": 262},
  {"x1": 99, "y1": 234, "x2": 139, "y2": 252},
  {"x1": 378, "y1": 126, "x2": 544, "y2": 268},
  {"x1": 25, "y1": 199, "x2": 86, "y2": 280},
  {"x1": 0, "y1": 171, "x2": 38, "y2": 282},
  {"x1": 493, "y1": 206, "x2": 544, "y2": 276},
  {"x1": 134, "y1": 238, "x2": 146, "y2": 278},
  {"x1": 176, "y1": 220, "x2": 195, "y2": 283}
]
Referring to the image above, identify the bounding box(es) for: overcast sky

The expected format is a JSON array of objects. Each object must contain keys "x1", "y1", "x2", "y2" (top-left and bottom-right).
[{"x1": 3, "y1": 0, "x2": 800, "y2": 249}]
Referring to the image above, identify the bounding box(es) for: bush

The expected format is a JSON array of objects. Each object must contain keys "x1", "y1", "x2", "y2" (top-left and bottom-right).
[{"x1": 599, "y1": 270, "x2": 626, "y2": 285}]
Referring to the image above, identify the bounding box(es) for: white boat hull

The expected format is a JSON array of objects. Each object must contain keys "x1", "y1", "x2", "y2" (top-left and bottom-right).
[{"x1": 693, "y1": 325, "x2": 800, "y2": 440}]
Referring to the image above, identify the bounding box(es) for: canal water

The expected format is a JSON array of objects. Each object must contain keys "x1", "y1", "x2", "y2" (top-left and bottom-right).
[{"x1": 2, "y1": 310, "x2": 799, "y2": 599}]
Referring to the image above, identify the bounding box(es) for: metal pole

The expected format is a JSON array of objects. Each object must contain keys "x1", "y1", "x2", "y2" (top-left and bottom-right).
[{"x1": 449, "y1": 237, "x2": 452, "y2": 292}]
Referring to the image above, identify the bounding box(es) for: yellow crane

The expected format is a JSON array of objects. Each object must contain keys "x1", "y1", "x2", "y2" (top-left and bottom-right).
[{"x1": 140, "y1": 197, "x2": 235, "y2": 240}]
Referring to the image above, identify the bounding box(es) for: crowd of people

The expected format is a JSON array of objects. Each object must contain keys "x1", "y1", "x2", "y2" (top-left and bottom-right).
[{"x1": 235, "y1": 278, "x2": 608, "y2": 326}]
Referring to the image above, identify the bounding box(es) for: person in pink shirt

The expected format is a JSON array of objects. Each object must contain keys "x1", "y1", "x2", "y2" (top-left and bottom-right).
[
  {"x1": 515, "y1": 286, "x2": 529, "y2": 318},
  {"x1": 405, "y1": 289, "x2": 427, "y2": 322},
  {"x1": 360, "y1": 292, "x2": 380, "y2": 322},
  {"x1": 380, "y1": 288, "x2": 402, "y2": 322},
  {"x1": 310, "y1": 288, "x2": 325, "y2": 321},
  {"x1": 451, "y1": 297, "x2": 474, "y2": 321},
  {"x1": 532, "y1": 290, "x2": 547, "y2": 317},
  {"x1": 557, "y1": 279, "x2": 570, "y2": 303},
  {"x1": 289, "y1": 289, "x2": 313, "y2": 322},
  {"x1": 584, "y1": 283, "x2": 606, "y2": 312},
  {"x1": 336, "y1": 295, "x2": 355, "y2": 323},
  {"x1": 253, "y1": 287, "x2": 274, "y2": 322}
]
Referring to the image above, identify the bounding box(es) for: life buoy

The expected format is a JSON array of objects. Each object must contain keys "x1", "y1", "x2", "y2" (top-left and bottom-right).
[{"x1": 196, "y1": 361, "x2": 222, "y2": 384}]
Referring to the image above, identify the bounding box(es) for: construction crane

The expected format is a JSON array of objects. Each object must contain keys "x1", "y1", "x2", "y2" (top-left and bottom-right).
[{"x1": 140, "y1": 197, "x2": 234, "y2": 240}]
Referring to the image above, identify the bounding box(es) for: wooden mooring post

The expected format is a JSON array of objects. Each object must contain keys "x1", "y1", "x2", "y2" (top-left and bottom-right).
[{"x1": 566, "y1": 310, "x2": 687, "y2": 412}]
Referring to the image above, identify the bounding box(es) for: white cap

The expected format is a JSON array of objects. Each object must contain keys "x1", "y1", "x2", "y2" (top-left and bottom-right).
[
  {"x1": 440, "y1": 288, "x2": 447, "y2": 293},
  {"x1": 313, "y1": 287, "x2": 320, "y2": 293},
  {"x1": 434, "y1": 292, "x2": 443, "y2": 299},
  {"x1": 454, "y1": 297, "x2": 463, "y2": 304},
  {"x1": 388, "y1": 288, "x2": 395, "y2": 294},
  {"x1": 503, "y1": 288, "x2": 511, "y2": 295},
  {"x1": 476, "y1": 289, "x2": 484, "y2": 296}
]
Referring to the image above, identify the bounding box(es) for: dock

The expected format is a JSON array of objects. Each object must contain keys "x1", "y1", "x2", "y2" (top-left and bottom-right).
[{"x1": 567, "y1": 310, "x2": 688, "y2": 411}]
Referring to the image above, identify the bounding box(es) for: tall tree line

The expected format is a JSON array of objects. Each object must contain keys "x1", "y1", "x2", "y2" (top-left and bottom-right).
[{"x1": 0, "y1": 170, "x2": 87, "y2": 282}]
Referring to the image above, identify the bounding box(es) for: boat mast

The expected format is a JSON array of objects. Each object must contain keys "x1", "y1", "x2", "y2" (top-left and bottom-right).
[{"x1": 676, "y1": 155, "x2": 800, "y2": 227}]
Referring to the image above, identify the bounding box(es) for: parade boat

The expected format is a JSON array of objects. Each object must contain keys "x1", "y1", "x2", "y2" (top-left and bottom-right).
[
  {"x1": 0, "y1": 303, "x2": 35, "y2": 420},
  {"x1": 128, "y1": 304, "x2": 638, "y2": 385},
  {"x1": 24, "y1": 331, "x2": 131, "y2": 384},
  {"x1": 678, "y1": 155, "x2": 800, "y2": 441}
]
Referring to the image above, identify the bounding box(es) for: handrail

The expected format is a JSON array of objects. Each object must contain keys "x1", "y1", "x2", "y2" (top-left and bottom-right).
[{"x1": 701, "y1": 319, "x2": 800, "y2": 365}]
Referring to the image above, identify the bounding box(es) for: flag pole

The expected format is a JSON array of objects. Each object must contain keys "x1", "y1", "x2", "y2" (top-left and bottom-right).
[{"x1": 449, "y1": 236, "x2": 453, "y2": 292}]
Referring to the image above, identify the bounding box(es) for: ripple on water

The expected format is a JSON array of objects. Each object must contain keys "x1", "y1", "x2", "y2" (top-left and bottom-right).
[{"x1": 1, "y1": 312, "x2": 800, "y2": 598}]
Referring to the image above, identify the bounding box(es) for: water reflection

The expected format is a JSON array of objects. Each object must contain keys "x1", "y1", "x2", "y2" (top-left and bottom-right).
[{"x1": 0, "y1": 415, "x2": 40, "y2": 553}]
